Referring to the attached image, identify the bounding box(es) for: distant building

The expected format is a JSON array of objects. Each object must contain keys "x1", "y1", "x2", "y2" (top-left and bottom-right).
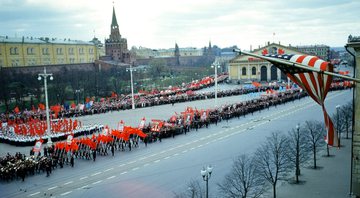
[
  {"x1": 132, "y1": 45, "x2": 203, "y2": 59},
  {"x1": 229, "y1": 43, "x2": 307, "y2": 82},
  {"x1": 134, "y1": 42, "x2": 214, "y2": 67},
  {"x1": 0, "y1": 36, "x2": 100, "y2": 67},
  {"x1": 104, "y1": 7, "x2": 131, "y2": 64},
  {"x1": 294, "y1": 44, "x2": 330, "y2": 61}
]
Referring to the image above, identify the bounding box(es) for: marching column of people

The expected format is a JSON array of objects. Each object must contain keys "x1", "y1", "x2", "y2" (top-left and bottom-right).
[{"x1": 0, "y1": 84, "x2": 352, "y2": 182}]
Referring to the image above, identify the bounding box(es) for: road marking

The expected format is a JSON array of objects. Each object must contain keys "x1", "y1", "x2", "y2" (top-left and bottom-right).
[
  {"x1": 80, "y1": 176, "x2": 88, "y2": 180},
  {"x1": 48, "y1": 186, "x2": 58, "y2": 190},
  {"x1": 79, "y1": 185, "x2": 88, "y2": 189},
  {"x1": 154, "y1": 159, "x2": 161, "y2": 163},
  {"x1": 120, "y1": 171, "x2": 127, "y2": 175},
  {"x1": 128, "y1": 160, "x2": 137, "y2": 164},
  {"x1": 197, "y1": 145, "x2": 203, "y2": 148},
  {"x1": 164, "y1": 156, "x2": 170, "y2": 160},
  {"x1": 173, "y1": 153, "x2": 179, "y2": 156},
  {"x1": 143, "y1": 163, "x2": 150, "y2": 167},
  {"x1": 139, "y1": 157, "x2": 147, "y2": 160},
  {"x1": 160, "y1": 150, "x2": 166, "y2": 154},
  {"x1": 119, "y1": 164, "x2": 125, "y2": 167},
  {"x1": 190, "y1": 147, "x2": 195, "y2": 150},
  {"x1": 61, "y1": 191, "x2": 72, "y2": 196},
  {"x1": 132, "y1": 167, "x2": 139, "y2": 171},
  {"x1": 104, "y1": 167, "x2": 114, "y2": 172},
  {"x1": 149, "y1": 154, "x2": 156, "y2": 157},
  {"x1": 91, "y1": 172, "x2": 102, "y2": 176},
  {"x1": 64, "y1": 181, "x2": 73, "y2": 185},
  {"x1": 182, "y1": 150, "x2": 188, "y2": 153},
  {"x1": 107, "y1": 176, "x2": 116, "y2": 180},
  {"x1": 28, "y1": 192, "x2": 40, "y2": 197},
  {"x1": 92, "y1": 180, "x2": 102, "y2": 185}
]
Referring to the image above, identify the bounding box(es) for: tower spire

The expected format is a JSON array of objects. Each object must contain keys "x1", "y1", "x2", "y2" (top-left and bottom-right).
[
  {"x1": 111, "y1": 6, "x2": 118, "y2": 27},
  {"x1": 109, "y1": 6, "x2": 121, "y2": 40}
]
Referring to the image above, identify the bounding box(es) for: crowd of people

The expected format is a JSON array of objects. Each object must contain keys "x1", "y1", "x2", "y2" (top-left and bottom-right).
[
  {"x1": 0, "y1": 81, "x2": 352, "y2": 182},
  {"x1": 0, "y1": 75, "x2": 228, "y2": 125}
]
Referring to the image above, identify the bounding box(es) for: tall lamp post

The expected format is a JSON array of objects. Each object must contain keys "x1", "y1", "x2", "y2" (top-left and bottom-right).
[
  {"x1": 75, "y1": 89, "x2": 81, "y2": 104},
  {"x1": 38, "y1": 67, "x2": 53, "y2": 146},
  {"x1": 126, "y1": 64, "x2": 136, "y2": 110},
  {"x1": 336, "y1": 105, "x2": 341, "y2": 147},
  {"x1": 201, "y1": 165, "x2": 213, "y2": 198},
  {"x1": 211, "y1": 61, "x2": 220, "y2": 107}
]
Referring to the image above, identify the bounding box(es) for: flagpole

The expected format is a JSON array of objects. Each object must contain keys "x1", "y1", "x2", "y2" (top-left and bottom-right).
[{"x1": 233, "y1": 49, "x2": 360, "y2": 83}]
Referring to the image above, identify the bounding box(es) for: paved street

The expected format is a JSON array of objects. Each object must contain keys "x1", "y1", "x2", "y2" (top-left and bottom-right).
[{"x1": 0, "y1": 89, "x2": 353, "y2": 198}]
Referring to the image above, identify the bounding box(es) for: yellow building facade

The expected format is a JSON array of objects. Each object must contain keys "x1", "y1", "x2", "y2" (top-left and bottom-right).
[
  {"x1": 229, "y1": 43, "x2": 307, "y2": 82},
  {"x1": 0, "y1": 36, "x2": 99, "y2": 67}
]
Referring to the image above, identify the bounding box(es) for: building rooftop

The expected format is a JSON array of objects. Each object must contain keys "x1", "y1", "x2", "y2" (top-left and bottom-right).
[
  {"x1": 0, "y1": 35, "x2": 95, "y2": 45},
  {"x1": 295, "y1": 44, "x2": 330, "y2": 48}
]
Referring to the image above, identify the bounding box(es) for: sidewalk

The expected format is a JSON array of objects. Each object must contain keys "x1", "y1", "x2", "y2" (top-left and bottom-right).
[{"x1": 275, "y1": 138, "x2": 353, "y2": 198}]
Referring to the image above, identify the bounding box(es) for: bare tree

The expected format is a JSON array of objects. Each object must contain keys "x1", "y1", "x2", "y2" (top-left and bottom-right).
[
  {"x1": 218, "y1": 154, "x2": 265, "y2": 198},
  {"x1": 285, "y1": 126, "x2": 311, "y2": 183},
  {"x1": 341, "y1": 102, "x2": 353, "y2": 139},
  {"x1": 174, "y1": 179, "x2": 205, "y2": 198},
  {"x1": 254, "y1": 131, "x2": 290, "y2": 198},
  {"x1": 304, "y1": 120, "x2": 326, "y2": 169}
]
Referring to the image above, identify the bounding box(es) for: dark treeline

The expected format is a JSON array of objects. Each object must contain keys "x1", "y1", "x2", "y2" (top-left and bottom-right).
[{"x1": 0, "y1": 67, "x2": 140, "y2": 112}]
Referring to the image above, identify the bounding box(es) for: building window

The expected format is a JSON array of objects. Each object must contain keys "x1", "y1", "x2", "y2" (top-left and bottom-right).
[
  {"x1": 27, "y1": 47, "x2": 35, "y2": 55},
  {"x1": 79, "y1": 48, "x2": 84, "y2": 54},
  {"x1": 10, "y1": 47, "x2": 19, "y2": 55},
  {"x1": 42, "y1": 48, "x2": 50, "y2": 55},
  {"x1": 0, "y1": 48, "x2": 2, "y2": 55},
  {"x1": 69, "y1": 48, "x2": 74, "y2": 55},
  {"x1": 242, "y1": 67, "x2": 247, "y2": 75},
  {"x1": 252, "y1": 67, "x2": 256, "y2": 75},
  {"x1": 56, "y1": 48, "x2": 63, "y2": 55}
]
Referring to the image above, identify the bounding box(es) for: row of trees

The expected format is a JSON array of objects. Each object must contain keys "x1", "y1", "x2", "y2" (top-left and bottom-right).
[
  {"x1": 0, "y1": 62, "x2": 213, "y2": 112},
  {"x1": 175, "y1": 102, "x2": 353, "y2": 198}
]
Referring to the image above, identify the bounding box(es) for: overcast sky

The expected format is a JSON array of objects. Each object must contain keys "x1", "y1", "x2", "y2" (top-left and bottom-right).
[{"x1": 1, "y1": 0, "x2": 359, "y2": 49}]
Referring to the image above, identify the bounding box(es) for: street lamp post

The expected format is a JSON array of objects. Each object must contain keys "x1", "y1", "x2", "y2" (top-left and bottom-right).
[
  {"x1": 336, "y1": 105, "x2": 341, "y2": 147},
  {"x1": 211, "y1": 62, "x2": 220, "y2": 107},
  {"x1": 201, "y1": 165, "x2": 213, "y2": 198},
  {"x1": 38, "y1": 67, "x2": 53, "y2": 146},
  {"x1": 75, "y1": 89, "x2": 81, "y2": 104},
  {"x1": 126, "y1": 64, "x2": 136, "y2": 110}
]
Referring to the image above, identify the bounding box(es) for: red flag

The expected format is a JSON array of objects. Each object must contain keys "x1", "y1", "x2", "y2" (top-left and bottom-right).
[
  {"x1": 14, "y1": 106, "x2": 20, "y2": 113},
  {"x1": 261, "y1": 48, "x2": 268, "y2": 55},
  {"x1": 38, "y1": 103, "x2": 45, "y2": 110},
  {"x1": 252, "y1": 82, "x2": 261, "y2": 87},
  {"x1": 151, "y1": 119, "x2": 164, "y2": 132}
]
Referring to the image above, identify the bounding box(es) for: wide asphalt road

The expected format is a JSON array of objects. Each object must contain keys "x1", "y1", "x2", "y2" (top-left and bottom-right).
[{"x1": 0, "y1": 89, "x2": 353, "y2": 198}]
